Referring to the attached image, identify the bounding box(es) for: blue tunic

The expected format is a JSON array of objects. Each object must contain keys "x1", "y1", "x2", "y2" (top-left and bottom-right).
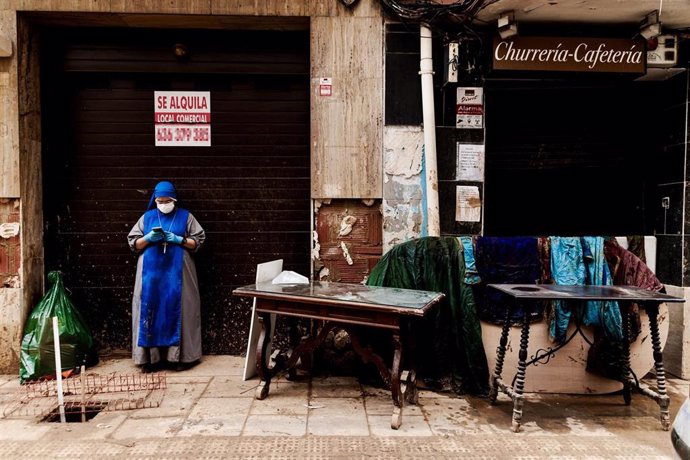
[{"x1": 138, "y1": 207, "x2": 190, "y2": 347}]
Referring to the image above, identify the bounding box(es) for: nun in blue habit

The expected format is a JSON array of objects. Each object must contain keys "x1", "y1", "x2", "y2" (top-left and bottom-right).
[{"x1": 127, "y1": 181, "x2": 206, "y2": 371}]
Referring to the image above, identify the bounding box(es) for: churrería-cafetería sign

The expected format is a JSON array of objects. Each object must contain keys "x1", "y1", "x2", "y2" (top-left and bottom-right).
[{"x1": 492, "y1": 36, "x2": 646, "y2": 73}]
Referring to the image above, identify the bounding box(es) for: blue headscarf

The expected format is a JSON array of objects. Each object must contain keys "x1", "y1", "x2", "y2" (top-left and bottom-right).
[{"x1": 147, "y1": 181, "x2": 178, "y2": 210}]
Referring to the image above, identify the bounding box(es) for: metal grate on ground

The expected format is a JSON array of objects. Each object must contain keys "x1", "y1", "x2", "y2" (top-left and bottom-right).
[{"x1": 2, "y1": 372, "x2": 166, "y2": 420}]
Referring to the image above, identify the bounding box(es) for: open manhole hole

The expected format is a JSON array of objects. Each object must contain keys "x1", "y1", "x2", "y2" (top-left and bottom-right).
[{"x1": 41, "y1": 402, "x2": 108, "y2": 423}]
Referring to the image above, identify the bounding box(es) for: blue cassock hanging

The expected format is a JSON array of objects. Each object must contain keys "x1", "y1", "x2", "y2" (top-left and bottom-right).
[{"x1": 138, "y1": 207, "x2": 190, "y2": 347}]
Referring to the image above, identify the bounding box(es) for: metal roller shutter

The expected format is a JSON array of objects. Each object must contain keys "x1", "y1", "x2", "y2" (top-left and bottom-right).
[{"x1": 42, "y1": 27, "x2": 311, "y2": 354}]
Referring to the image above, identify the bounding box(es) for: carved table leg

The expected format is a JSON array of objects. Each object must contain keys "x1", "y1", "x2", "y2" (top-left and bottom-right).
[
  {"x1": 511, "y1": 310, "x2": 531, "y2": 433},
  {"x1": 621, "y1": 303, "x2": 633, "y2": 406},
  {"x1": 255, "y1": 312, "x2": 273, "y2": 400},
  {"x1": 402, "y1": 318, "x2": 418, "y2": 405},
  {"x1": 402, "y1": 370, "x2": 418, "y2": 405},
  {"x1": 286, "y1": 318, "x2": 300, "y2": 381},
  {"x1": 647, "y1": 302, "x2": 671, "y2": 430},
  {"x1": 348, "y1": 326, "x2": 392, "y2": 388},
  {"x1": 489, "y1": 304, "x2": 512, "y2": 405},
  {"x1": 299, "y1": 320, "x2": 319, "y2": 372},
  {"x1": 390, "y1": 332, "x2": 404, "y2": 430}
]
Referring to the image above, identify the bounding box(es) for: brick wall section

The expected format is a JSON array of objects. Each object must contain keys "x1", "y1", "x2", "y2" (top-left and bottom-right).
[
  {"x1": 0, "y1": 198, "x2": 20, "y2": 287},
  {"x1": 314, "y1": 199, "x2": 382, "y2": 283}
]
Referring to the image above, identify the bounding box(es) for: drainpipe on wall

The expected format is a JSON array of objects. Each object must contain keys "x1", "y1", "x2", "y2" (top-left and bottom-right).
[{"x1": 420, "y1": 24, "x2": 440, "y2": 237}]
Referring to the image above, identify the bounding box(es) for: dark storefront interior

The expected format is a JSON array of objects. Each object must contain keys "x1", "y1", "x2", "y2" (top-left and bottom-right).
[
  {"x1": 39, "y1": 25, "x2": 311, "y2": 354},
  {"x1": 483, "y1": 75, "x2": 685, "y2": 237}
]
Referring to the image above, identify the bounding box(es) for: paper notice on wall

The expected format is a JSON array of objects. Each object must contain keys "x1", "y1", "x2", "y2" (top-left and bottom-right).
[
  {"x1": 456, "y1": 186, "x2": 481, "y2": 222},
  {"x1": 457, "y1": 143, "x2": 485, "y2": 181}
]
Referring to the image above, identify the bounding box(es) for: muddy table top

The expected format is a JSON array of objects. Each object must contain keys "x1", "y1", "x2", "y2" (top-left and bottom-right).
[
  {"x1": 487, "y1": 284, "x2": 685, "y2": 302},
  {"x1": 234, "y1": 281, "x2": 445, "y2": 317}
]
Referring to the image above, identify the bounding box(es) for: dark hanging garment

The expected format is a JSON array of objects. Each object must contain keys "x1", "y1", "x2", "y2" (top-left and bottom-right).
[
  {"x1": 473, "y1": 237, "x2": 544, "y2": 325},
  {"x1": 586, "y1": 239, "x2": 664, "y2": 380},
  {"x1": 603, "y1": 238, "x2": 664, "y2": 342},
  {"x1": 605, "y1": 238, "x2": 663, "y2": 292},
  {"x1": 625, "y1": 236, "x2": 647, "y2": 264},
  {"x1": 537, "y1": 236, "x2": 553, "y2": 286},
  {"x1": 367, "y1": 237, "x2": 489, "y2": 395}
]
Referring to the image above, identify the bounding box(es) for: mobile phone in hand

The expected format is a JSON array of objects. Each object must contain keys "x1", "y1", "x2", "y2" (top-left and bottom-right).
[{"x1": 152, "y1": 226, "x2": 164, "y2": 233}]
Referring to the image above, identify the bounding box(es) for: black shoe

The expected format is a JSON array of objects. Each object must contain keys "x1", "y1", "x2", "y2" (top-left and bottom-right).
[
  {"x1": 140, "y1": 362, "x2": 162, "y2": 374},
  {"x1": 172, "y1": 360, "x2": 199, "y2": 372}
]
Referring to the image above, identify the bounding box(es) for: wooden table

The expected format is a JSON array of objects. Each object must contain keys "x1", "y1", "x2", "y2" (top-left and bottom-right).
[
  {"x1": 487, "y1": 284, "x2": 685, "y2": 432},
  {"x1": 233, "y1": 281, "x2": 444, "y2": 429}
]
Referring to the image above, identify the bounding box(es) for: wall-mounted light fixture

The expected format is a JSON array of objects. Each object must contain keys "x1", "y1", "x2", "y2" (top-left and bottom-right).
[
  {"x1": 498, "y1": 11, "x2": 518, "y2": 40},
  {"x1": 172, "y1": 43, "x2": 189, "y2": 61},
  {"x1": 640, "y1": 10, "x2": 662, "y2": 39}
]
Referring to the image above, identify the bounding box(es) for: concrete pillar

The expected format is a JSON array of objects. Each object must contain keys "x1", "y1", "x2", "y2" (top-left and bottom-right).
[
  {"x1": 0, "y1": 9, "x2": 23, "y2": 373},
  {"x1": 654, "y1": 71, "x2": 690, "y2": 378}
]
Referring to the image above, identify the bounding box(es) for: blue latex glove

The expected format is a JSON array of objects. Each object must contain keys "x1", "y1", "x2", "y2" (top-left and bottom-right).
[
  {"x1": 164, "y1": 231, "x2": 184, "y2": 245},
  {"x1": 143, "y1": 230, "x2": 164, "y2": 243}
]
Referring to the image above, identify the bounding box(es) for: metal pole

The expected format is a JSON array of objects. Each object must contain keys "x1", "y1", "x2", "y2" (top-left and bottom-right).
[
  {"x1": 52, "y1": 316, "x2": 66, "y2": 423},
  {"x1": 80, "y1": 365, "x2": 86, "y2": 422}
]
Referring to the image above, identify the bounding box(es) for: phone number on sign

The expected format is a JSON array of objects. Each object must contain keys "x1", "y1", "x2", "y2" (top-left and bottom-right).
[{"x1": 155, "y1": 125, "x2": 211, "y2": 146}]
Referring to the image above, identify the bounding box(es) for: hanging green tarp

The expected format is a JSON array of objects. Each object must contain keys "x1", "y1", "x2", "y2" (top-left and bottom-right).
[
  {"x1": 367, "y1": 237, "x2": 489, "y2": 395},
  {"x1": 19, "y1": 271, "x2": 98, "y2": 383}
]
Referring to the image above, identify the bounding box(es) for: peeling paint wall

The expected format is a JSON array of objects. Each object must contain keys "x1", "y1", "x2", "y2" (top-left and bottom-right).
[
  {"x1": 0, "y1": 198, "x2": 21, "y2": 372},
  {"x1": 0, "y1": 199, "x2": 20, "y2": 287},
  {"x1": 382, "y1": 126, "x2": 424, "y2": 252},
  {"x1": 313, "y1": 199, "x2": 382, "y2": 283}
]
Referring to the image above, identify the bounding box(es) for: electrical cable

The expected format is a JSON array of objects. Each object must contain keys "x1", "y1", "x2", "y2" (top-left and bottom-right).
[{"x1": 379, "y1": 0, "x2": 488, "y2": 30}]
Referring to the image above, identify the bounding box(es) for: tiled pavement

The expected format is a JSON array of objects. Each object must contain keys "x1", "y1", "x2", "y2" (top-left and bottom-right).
[{"x1": 0, "y1": 355, "x2": 686, "y2": 459}]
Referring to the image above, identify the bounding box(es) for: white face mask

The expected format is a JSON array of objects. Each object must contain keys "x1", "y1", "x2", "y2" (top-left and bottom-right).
[{"x1": 157, "y1": 202, "x2": 175, "y2": 214}]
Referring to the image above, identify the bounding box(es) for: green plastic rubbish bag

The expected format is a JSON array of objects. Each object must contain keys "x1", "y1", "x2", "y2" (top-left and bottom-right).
[{"x1": 19, "y1": 271, "x2": 98, "y2": 383}]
